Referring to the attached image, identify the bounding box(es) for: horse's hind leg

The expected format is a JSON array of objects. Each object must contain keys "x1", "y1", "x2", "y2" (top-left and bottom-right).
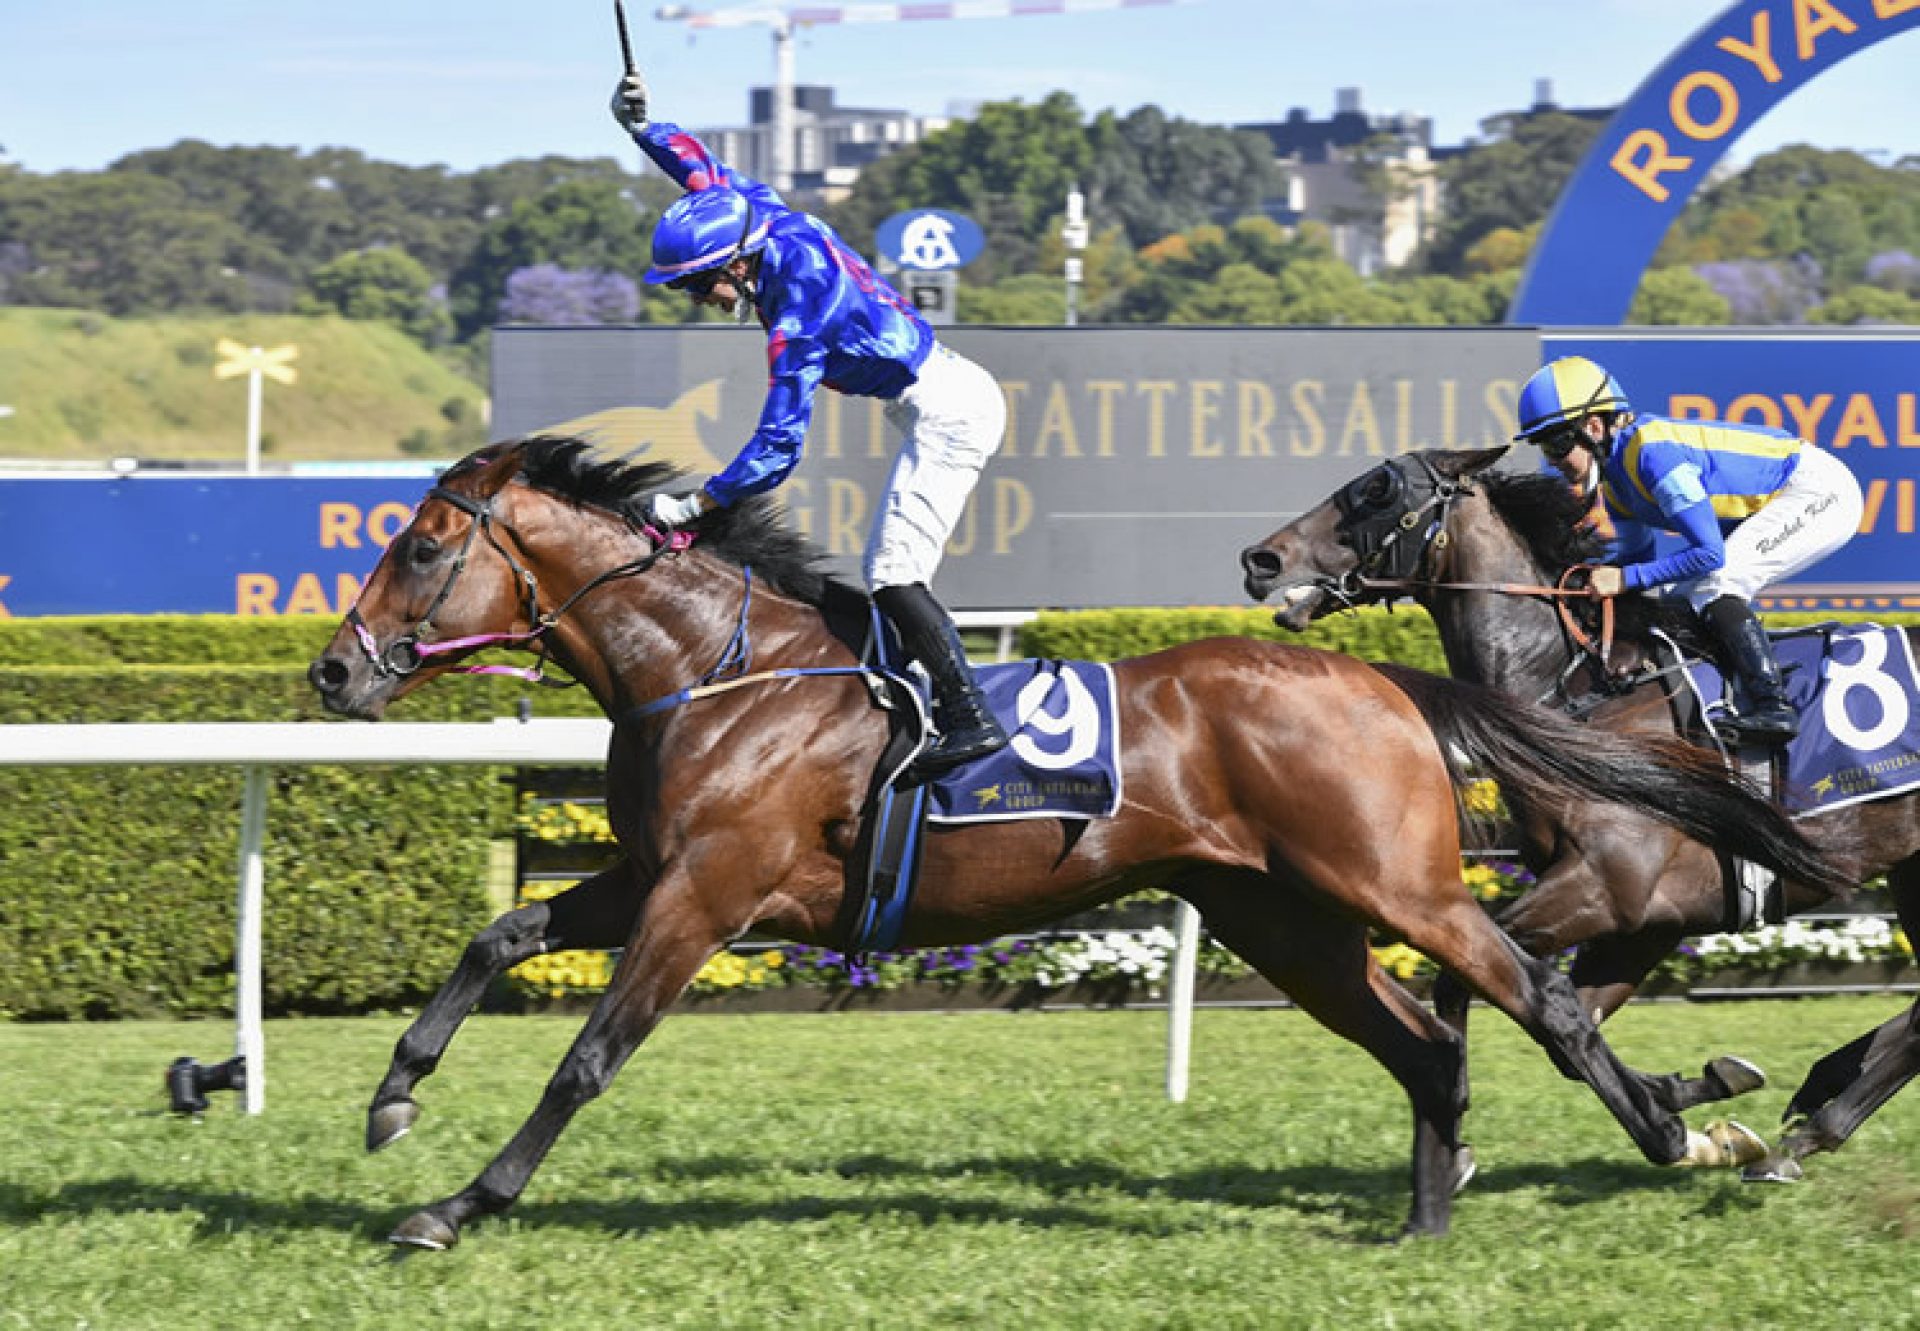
[
  {"x1": 388, "y1": 869, "x2": 727, "y2": 1250},
  {"x1": 367, "y1": 861, "x2": 642, "y2": 1152},
  {"x1": 1380, "y1": 883, "x2": 1692, "y2": 1169},
  {"x1": 1185, "y1": 879, "x2": 1471, "y2": 1238},
  {"x1": 1765, "y1": 858, "x2": 1920, "y2": 1174}
]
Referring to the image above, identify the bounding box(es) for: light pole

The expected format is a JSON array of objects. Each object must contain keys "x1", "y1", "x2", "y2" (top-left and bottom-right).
[{"x1": 1062, "y1": 185, "x2": 1088, "y2": 326}]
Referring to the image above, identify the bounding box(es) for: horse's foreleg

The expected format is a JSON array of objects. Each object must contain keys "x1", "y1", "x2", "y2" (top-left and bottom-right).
[
  {"x1": 387, "y1": 873, "x2": 726, "y2": 1251},
  {"x1": 367, "y1": 862, "x2": 643, "y2": 1152},
  {"x1": 1766, "y1": 860, "x2": 1920, "y2": 1171},
  {"x1": 1188, "y1": 881, "x2": 1472, "y2": 1239},
  {"x1": 1770, "y1": 1002, "x2": 1920, "y2": 1168}
]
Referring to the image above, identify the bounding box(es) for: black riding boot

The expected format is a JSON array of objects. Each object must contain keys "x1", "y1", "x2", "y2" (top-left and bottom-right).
[
  {"x1": 874, "y1": 583, "x2": 1009, "y2": 783},
  {"x1": 1702, "y1": 595, "x2": 1798, "y2": 743}
]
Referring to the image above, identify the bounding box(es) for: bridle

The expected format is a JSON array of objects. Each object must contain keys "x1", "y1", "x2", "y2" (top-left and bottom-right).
[
  {"x1": 1318, "y1": 456, "x2": 1625, "y2": 685},
  {"x1": 344, "y1": 483, "x2": 693, "y2": 686}
]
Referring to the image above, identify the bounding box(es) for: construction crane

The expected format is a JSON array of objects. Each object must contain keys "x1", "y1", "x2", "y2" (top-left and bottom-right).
[{"x1": 653, "y1": 0, "x2": 1185, "y2": 193}]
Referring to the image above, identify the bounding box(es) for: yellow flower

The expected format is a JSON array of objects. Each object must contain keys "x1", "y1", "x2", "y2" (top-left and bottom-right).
[
  {"x1": 1462, "y1": 780, "x2": 1504, "y2": 819},
  {"x1": 1370, "y1": 942, "x2": 1429, "y2": 981}
]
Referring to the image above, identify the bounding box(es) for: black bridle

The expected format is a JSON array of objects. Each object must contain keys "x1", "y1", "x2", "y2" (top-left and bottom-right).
[
  {"x1": 345, "y1": 484, "x2": 689, "y2": 685},
  {"x1": 1321, "y1": 454, "x2": 1468, "y2": 606},
  {"x1": 1321, "y1": 457, "x2": 1641, "y2": 698}
]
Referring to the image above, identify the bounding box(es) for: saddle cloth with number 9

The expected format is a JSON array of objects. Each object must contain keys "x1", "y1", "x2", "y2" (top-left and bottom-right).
[
  {"x1": 926, "y1": 660, "x2": 1122, "y2": 824},
  {"x1": 1684, "y1": 624, "x2": 1920, "y2": 816}
]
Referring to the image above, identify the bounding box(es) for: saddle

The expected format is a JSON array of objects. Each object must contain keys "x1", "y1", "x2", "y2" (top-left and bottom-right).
[{"x1": 821, "y1": 585, "x2": 1124, "y2": 955}]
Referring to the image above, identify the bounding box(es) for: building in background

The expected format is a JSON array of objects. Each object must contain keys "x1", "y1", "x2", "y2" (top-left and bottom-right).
[
  {"x1": 690, "y1": 86, "x2": 952, "y2": 203},
  {"x1": 1238, "y1": 88, "x2": 1440, "y2": 276}
]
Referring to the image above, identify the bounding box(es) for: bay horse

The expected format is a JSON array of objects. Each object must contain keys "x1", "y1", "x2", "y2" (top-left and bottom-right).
[
  {"x1": 308, "y1": 437, "x2": 1841, "y2": 1247},
  {"x1": 1239, "y1": 445, "x2": 1914, "y2": 1180}
]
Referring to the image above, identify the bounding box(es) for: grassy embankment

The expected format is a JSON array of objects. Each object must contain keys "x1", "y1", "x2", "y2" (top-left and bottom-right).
[{"x1": 0, "y1": 307, "x2": 485, "y2": 464}]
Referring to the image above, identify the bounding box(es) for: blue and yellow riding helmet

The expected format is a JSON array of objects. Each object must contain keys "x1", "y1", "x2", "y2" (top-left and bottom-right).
[{"x1": 1514, "y1": 356, "x2": 1631, "y2": 457}]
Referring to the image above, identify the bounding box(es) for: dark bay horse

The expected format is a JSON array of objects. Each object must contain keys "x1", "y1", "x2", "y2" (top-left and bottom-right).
[
  {"x1": 308, "y1": 437, "x2": 1839, "y2": 1247},
  {"x1": 1240, "y1": 445, "x2": 1915, "y2": 1179}
]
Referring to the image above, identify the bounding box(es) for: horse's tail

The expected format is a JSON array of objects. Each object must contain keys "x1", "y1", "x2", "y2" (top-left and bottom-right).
[{"x1": 1375, "y1": 664, "x2": 1852, "y2": 897}]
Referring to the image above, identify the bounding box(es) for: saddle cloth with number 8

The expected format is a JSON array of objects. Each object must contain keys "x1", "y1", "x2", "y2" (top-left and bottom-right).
[{"x1": 1682, "y1": 624, "x2": 1920, "y2": 815}]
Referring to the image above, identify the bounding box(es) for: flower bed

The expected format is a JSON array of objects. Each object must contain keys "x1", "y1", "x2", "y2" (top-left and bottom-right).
[{"x1": 506, "y1": 797, "x2": 1913, "y2": 1009}]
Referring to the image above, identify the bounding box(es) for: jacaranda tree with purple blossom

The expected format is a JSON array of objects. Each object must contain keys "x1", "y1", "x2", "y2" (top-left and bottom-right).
[{"x1": 499, "y1": 264, "x2": 640, "y2": 325}]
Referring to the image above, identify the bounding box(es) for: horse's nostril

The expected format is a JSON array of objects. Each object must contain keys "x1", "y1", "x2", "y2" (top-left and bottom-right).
[
  {"x1": 1242, "y1": 547, "x2": 1284, "y2": 579},
  {"x1": 309, "y1": 657, "x2": 350, "y2": 693}
]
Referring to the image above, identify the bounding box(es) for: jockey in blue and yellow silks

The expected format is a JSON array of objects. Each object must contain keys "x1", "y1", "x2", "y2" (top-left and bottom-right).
[
  {"x1": 608, "y1": 67, "x2": 1008, "y2": 782},
  {"x1": 1515, "y1": 355, "x2": 1864, "y2": 742}
]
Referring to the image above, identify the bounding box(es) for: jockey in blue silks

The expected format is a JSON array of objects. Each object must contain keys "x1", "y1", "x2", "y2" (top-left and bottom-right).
[
  {"x1": 611, "y1": 69, "x2": 1007, "y2": 782},
  {"x1": 1515, "y1": 355, "x2": 1864, "y2": 742}
]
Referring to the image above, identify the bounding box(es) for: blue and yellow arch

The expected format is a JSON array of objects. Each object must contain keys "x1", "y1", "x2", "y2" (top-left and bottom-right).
[{"x1": 1509, "y1": 0, "x2": 1920, "y2": 325}]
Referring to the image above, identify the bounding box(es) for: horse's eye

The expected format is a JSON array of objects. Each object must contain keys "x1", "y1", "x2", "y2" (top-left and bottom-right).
[{"x1": 408, "y1": 537, "x2": 441, "y2": 567}]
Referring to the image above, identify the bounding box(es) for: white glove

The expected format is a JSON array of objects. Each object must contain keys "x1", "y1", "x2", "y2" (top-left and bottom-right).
[
  {"x1": 647, "y1": 488, "x2": 708, "y2": 529},
  {"x1": 610, "y1": 72, "x2": 650, "y2": 135}
]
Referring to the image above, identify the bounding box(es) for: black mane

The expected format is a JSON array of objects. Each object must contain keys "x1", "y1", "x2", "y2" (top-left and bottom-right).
[
  {"x1": 1476, "y1": 465, "x2": 1702, "y2": 647},
  {"x1": 1478, "y1": 468, "x2": 1607, "y2": 574},
  {"x1": 465, "y1": 436, "x2": 836, "y2": 605}
]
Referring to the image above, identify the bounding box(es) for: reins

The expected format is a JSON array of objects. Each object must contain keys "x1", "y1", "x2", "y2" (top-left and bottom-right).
[
  {"x1": 346, "y1": 483, "x2": 694, "y2": 688},
  {"x1": 1317, "y1": 456, "x2": 1624, "y2": 686},
  {"x1": 350, "y1": 477, "x2": 886, "y2": 721}
]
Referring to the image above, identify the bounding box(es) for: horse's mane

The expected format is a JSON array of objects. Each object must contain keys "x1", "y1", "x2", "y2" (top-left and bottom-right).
[
  {"x1": 1475, "y1": 465, "x2": 1703, "y2": 648},
  {"x1": 453, "y1": 436, "x2": 836, "y2": 605}
]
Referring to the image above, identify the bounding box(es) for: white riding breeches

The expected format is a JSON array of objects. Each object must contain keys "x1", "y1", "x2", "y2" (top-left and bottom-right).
[
  {"x1": 864, "y1": 343, "x2": 1007, "y2": 590},
  {"x1": 1677, "y1": 445, "x2": 1864, "y2": 609}
]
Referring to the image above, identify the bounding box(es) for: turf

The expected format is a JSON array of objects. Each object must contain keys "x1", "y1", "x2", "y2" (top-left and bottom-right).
[{"x1": 1, "y1": 999, "x2": 1914, "y2": 1330}]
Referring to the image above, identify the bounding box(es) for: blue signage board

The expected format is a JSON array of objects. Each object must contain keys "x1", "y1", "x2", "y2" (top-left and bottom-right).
[
  {"x1": 1545, "y1": 331, "x2": 1920, "y2": 610},
  {"x1": 0, "y1": 474, "x2": 432, "y2": 617},
  {"x1": 875, "y1": 209, "x2": 986, "y2": 271}
]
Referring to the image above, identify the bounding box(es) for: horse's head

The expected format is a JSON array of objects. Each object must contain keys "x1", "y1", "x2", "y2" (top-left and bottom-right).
[
  {"x1": 1240, "y1": 446, "x2": 1508, "y2": 630},
  {"x1": 309, "y1": 444, "x2": 537, "y2": 719}
]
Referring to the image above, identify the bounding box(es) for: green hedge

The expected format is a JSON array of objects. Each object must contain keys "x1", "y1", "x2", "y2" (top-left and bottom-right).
[
  {"x1": 1017, "y1": 606, "x2": 1920, "y2": 668},
  {"x1": 0, "y1": 620, "x2": 597, "y2": 1020},
  {"x1": 7, "y1": 606, "x2": 1913, "y2": 1019}
]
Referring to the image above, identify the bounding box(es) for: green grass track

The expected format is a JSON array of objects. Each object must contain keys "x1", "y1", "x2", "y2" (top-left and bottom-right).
[{"x1": 1, "y1": 999, "x2": 1914, "y2": 1330}]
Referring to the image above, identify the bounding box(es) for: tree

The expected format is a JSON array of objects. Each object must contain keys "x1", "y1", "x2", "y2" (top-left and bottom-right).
[
  {"x1": 498, "y1": 264, "x2": 640, "y2": 325},
  {"x1": 1808, "y1": 284, "x2": 1920, "y2": 325},
  {"x1": 0, "y1": 170, "x2": 260, "y2": 314},
  {"x1": 1423, "y1": 112, "x2": 1604, "y2": 276},
  {"x1": 1628, "y1": 267, "x2": 1731, "y2": 326},
  {"x1": 296, "y1": 247, "x2": 452, "y2": 344},
  {"x1": 447, "y1": 178, "x2": 654, "y2": 338}
]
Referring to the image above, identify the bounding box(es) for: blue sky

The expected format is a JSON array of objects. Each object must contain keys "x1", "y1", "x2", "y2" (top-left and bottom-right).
[{"x1": 1, "y1": 1, "x2": 1913, "y2": 175}]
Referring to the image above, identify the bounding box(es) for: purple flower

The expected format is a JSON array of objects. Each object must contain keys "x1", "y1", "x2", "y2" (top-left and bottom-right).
[
  {"x1": 499, "y1": 264, "x2": 640, "y2": 325},
  {"x1": 1692, "y1": 256, "x2": 1824, "y2": 324}
]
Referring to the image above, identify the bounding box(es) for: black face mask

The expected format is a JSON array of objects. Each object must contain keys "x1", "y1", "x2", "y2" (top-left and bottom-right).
[{"x1": 1333, "y1": 464, "x2": 1410, "y2": 567}]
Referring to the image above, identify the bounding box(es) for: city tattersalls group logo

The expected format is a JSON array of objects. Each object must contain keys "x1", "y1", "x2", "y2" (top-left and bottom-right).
[{"x1": 536, "y1": 380, "x2": 727, "y2": 476}]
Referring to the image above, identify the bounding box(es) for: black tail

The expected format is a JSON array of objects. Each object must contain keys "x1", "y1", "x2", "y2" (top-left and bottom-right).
[{"x1": 1377, "y1": 664, "x2": 1853, "y2": 897}]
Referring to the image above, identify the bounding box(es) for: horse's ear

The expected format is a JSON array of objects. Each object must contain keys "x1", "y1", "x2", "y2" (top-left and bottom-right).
[
  {"x1": 1432, "y1": 445, "x2": 1509, "y2": 479},
  {"x1": 466, "y1": 442, "x2": 525, "y2": 498}
]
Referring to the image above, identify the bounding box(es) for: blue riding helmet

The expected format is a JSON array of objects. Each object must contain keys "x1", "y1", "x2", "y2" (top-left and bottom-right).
[
  {"x1": 643, "y1": 187, "x2": 769, "y2": 287},
  {"x1": 1514, "y1": 356, "x2": 1631, "y2": 444}
]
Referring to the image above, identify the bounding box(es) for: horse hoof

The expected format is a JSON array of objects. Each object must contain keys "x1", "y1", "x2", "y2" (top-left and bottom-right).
[
  {"x1": 1706, "y1": 1055, "x2": 1767, "y2": 1098},
  {"x1": 1680, "y1": 1119, "x2": 1769, "y2": 1168},
  {"x1": 389, "y1": 1210, "x2": 459, "y2": 1250},
  {"x1": 367, "y1": 1099, "x2": 421, "y2": 1153},
  {"x1": 1707, "y1": 1119, "x2": 1769, "y2": 1167},
  {"x1": 1450, "y1": 1145, "x2": 1478, "y2": 1196},
  {"x1": 1741, "y1": 1153, "x2": 1804, "y2": 1184}
]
